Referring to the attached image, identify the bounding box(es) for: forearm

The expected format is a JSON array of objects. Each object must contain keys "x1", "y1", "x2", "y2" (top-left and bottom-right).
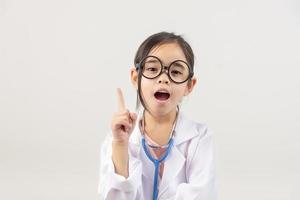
[
  {"x1": 99, "y1": 135, "x2": 142, "y2": 199},
  {"x1": 111, "y1": 140, "x2": 129, "y2": 178}
]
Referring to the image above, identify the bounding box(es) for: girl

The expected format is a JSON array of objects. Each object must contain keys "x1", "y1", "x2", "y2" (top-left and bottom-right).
[{"x1": 99, "y1": 32, "x2": 217, "y2": 200}]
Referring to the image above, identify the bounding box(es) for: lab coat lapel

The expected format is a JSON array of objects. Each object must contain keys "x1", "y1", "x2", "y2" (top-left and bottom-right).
[
  {"x1": 159, "y1": 112, "x2": 199, "y2": 195},
  {"x1": 159, "y1": 144, "x2": 185, "y2": 195}
]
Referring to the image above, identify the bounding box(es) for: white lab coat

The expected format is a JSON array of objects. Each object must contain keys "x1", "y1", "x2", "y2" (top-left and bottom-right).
[{"x1": 98, "y1": 111, "x2": 217, "y2": 200}]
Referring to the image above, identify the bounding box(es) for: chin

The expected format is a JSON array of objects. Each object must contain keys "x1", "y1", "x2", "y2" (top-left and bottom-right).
[{"x1": 148, "y1": 106, "x2": 175, "y2": 117}]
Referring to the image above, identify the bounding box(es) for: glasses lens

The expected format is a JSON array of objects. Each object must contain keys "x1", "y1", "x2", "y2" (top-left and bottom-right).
[
  {"x1": 169, "y1": 61, "x2": 190, "y2": 83},
  {"x1": 142, "y1": 57, "x2": 162, "y2": 79}
]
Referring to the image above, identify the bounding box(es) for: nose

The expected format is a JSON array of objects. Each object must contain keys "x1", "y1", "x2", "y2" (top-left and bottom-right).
[{"x1": 157, "y1": 71, "x2": 170, "y2": 84}]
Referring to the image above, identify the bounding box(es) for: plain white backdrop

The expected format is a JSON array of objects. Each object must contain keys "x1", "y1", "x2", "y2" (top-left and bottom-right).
[{"x1": 0, "y1": 0, "x2": 299, "y2": 199}]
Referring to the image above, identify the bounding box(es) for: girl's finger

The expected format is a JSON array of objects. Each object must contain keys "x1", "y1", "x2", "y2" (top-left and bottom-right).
[{"x1": 117, "y1": 88, "x2": 126, "y2": 112}]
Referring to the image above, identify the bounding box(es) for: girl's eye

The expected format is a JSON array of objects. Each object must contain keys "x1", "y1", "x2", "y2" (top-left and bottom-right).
[
  {"x1": 171, "y1": 70, "x2": 183, "y2": 75},
  {"x1": 146, "y1": 67, "x2": 159, "y2": 72}
]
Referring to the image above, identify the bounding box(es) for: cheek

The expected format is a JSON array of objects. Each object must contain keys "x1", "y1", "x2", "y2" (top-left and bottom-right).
[
  {"x1": 141, "y1": 78, "x2": 150, "y2": 88},
  {"x1": 140, "y1": 79, "x2": 154, "y2": 96},
  {"x1": 173, "y1": 85, "x2": 187, "y2": 96}
]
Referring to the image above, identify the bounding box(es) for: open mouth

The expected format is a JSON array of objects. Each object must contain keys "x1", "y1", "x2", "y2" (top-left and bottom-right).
[{"x1": 154, "y1": 91, "x2": 170, "y2": 101}]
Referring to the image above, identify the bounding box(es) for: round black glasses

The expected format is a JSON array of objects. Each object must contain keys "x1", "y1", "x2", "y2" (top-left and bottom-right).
[{"x1": 136, "y1": 56, "x2": 193, "y2": 84}]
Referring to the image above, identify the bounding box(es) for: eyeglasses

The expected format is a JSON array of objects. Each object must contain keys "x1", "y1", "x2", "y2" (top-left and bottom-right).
[{"x1": 136, "y1": 56, "x2": 193, "y2": 84}]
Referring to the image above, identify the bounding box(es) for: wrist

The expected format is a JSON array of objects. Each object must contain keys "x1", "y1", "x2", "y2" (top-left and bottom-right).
[{"x1": 112, "y1": 139, "x2": 129, "y2": 146}]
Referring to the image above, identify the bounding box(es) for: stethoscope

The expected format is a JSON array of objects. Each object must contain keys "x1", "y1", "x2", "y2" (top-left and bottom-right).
[
  {"x1": 141, "y1": 110, "x2": 178, "y2": 200},
  {"x1": 142, "y1": 136, "x2": 174, "y2": 200}
]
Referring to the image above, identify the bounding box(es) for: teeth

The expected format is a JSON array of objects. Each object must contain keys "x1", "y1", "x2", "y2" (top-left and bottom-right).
[{"x1": 157, "y1": 90, "x2": 169, "y2": 93}]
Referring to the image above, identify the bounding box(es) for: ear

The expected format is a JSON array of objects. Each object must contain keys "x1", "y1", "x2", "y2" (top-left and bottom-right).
[
  {"x1": 184, "y1": 77, "x2": 197, "y2": 96},
  {"x1": 130, "y1": 67, "x2": 138, "y2": 90}
]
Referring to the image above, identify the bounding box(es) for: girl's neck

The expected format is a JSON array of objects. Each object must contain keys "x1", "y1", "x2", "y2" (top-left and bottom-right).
[{"x1": 143, "y1": 109, "x2": 177, "y2": 145}]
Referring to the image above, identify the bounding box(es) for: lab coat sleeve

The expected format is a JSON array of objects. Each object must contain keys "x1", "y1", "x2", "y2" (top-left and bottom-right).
[
  {"x1": 98, "y1": 133, "x2": 142, "y2": 200},
  {"x1": 175, "y1": 126, "x2": 218, "y2": 200}
]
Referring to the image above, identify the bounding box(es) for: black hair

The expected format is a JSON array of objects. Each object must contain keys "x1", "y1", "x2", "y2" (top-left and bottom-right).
[{"x1": 134, "y1": 32, "x2": 195, "y2": 112}]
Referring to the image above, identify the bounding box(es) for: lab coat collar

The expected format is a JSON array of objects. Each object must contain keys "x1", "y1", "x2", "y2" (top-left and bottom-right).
[{"x1": 129, "y1": 110, "x2": 201, "y2": 195}]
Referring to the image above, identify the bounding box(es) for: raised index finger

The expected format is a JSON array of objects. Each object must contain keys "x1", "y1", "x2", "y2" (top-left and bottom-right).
[{"x1": 117, "y1": 88, "x2": 126, "y2": 111}]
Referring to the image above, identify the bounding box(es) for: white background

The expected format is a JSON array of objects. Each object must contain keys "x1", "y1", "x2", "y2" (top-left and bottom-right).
[{"x1": 0, "y1": 0, "x2": 299, "y2": 199}]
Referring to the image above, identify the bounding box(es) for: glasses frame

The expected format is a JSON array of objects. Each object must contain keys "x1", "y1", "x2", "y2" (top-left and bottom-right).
[{"x1": 135, "y1": 55, "x2": 194, "y2": 84}]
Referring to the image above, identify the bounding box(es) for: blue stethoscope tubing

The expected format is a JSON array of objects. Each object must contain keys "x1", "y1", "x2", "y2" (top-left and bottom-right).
[{"x1": 142, "y1": 137, "x2": 174, "y2": 200}]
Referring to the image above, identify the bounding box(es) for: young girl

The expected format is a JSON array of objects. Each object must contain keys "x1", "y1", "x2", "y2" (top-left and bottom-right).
[{"x1": 99, "y1": 32, "x2": 217, "y2": 200}]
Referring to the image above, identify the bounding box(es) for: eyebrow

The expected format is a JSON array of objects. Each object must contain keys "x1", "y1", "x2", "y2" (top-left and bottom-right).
[
  {"x1": 145, "y1": 59, "x2": 160, "y2": 63},
  {"x1": 171, "y1": 62, "x2": 185, "y2": 69},
  {"x1": 144, "y1": 57, "x2": 188, "y2": 69}
]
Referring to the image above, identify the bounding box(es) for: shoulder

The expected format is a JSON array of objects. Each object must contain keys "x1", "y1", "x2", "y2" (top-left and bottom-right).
[{"x1": 174, "y1": 112, "x2": 213, "y2": 145}]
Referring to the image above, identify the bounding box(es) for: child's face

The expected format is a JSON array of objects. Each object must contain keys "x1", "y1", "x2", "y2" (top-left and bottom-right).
[{"x1": 131, "y1": 42, "x2": 197, "y2": 116}]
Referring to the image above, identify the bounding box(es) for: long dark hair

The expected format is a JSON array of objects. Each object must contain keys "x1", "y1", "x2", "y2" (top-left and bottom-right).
[{"x1": 134, "y1": 32, "x2": 195, "y2": 112}]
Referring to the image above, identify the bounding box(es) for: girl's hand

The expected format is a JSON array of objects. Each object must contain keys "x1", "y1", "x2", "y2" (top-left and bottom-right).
[{"x1": 111, "y1": 88, "x2": 137, "y2": 143}]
